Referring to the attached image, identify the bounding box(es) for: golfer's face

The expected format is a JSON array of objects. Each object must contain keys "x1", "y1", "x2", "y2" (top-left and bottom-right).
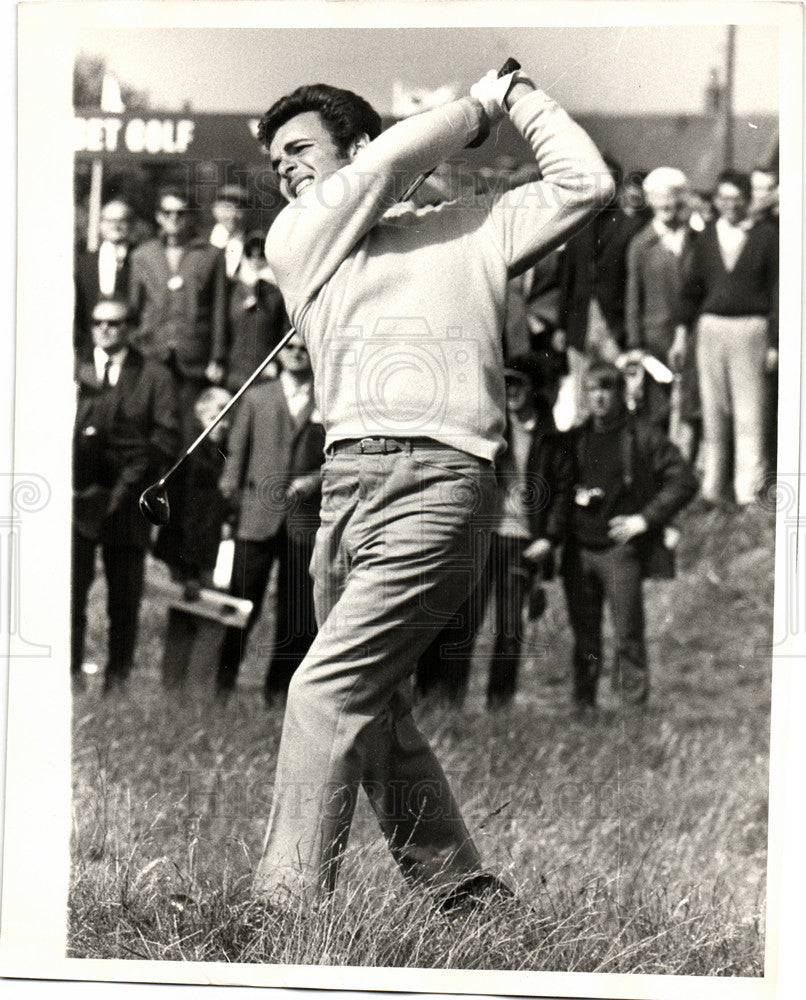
[{"x1": 269, "y1": 112, "x2": 351, "y2": 202}]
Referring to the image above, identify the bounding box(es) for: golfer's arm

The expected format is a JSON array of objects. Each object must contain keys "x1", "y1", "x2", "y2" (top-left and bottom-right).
[
  {"x1": 266, "y1": 98, "x2": 486, "y2": 307},
  {"x1": 490, "y1": 90, "x2": 615, "y2": 271}
]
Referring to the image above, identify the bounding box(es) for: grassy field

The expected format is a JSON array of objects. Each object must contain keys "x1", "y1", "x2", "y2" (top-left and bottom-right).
[{"x1": 69, "y1": 500, "x2": 773, "y2": 974}]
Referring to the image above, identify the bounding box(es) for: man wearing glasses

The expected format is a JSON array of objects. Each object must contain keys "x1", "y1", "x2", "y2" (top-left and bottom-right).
[
  {"x1": 129, "y1": 187, "x2": 228, "y2": 437},
  {"x1": 71, "y1": 299, "x2": 179, "y2": 693}
]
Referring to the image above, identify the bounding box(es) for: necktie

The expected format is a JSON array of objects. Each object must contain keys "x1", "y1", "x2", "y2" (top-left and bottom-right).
[{"x1": 102, "y1": 358, "x2": 113, "y2": 388}]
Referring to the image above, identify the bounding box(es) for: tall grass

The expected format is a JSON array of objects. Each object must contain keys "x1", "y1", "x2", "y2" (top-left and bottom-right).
[{"x1": 69, "y1": 502, "x2": 772, "y2": 973}]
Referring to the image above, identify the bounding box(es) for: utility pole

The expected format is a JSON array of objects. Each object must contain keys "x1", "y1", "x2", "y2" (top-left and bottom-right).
[{"x1": 722, "y1": 24, "x2": 736, "y2": 168}]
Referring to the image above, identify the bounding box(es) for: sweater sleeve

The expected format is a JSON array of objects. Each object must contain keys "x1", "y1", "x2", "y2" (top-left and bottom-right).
[
  {"x1": 265, "y1": 98, "x2": 487, "y2": 311},
  {"x1": 483, "y1": 89, "x2": 615, "y2": 276}
]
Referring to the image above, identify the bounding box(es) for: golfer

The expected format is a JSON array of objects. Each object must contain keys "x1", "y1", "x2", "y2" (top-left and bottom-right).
[{"x1": 252, "y1": 65, "x2": 613, "y2": 907}]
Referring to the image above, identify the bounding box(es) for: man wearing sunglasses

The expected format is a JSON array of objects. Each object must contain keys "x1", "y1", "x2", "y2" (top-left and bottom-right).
[
  {"x1": 71, "y1": 298, "x2": 180, "y2": 693},
  {"x1": 129, "y1": 187, "x2": 228, "y2": 438}
]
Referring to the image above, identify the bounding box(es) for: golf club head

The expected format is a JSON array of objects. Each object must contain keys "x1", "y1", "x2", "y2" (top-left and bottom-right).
[{"x1": 139, "y1": 483, "x2": 171, "y2": 526}]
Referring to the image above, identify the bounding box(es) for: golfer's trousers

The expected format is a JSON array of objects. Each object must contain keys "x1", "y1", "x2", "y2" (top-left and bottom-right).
[{"x1": 252, "y1": 444, "x2": 497, "y2": 903}]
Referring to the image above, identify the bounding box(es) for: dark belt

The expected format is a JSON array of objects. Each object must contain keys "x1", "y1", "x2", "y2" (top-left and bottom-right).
[{"x1": 328, "y1": 436, "x2": 451, "y2": 456}]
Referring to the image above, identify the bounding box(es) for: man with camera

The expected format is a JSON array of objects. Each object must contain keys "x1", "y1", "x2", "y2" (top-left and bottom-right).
[
  {"x1": 251, "y1": 65, "x2": 613, "y2": 907},
  {"x1": 562, "y1": 362, "x2": 697, "y2": 711}
]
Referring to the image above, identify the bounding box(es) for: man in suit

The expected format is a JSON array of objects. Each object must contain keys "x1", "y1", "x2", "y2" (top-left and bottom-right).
[
  {"x1": 208, "y1": 183, "x2": 249, "y2": 282},
  {"x1": 74, "y1": 198, "x2": 135, "y2": 361},
  {"x1": 555, "y1": 157, "x2": 646, "y2": 428},
  {"x1": 72, "y1": 298, "x2": 180, "y2": 693},
  {"x1": 217, "y1": 331, "x2": 324, "y2": 703},
  {"x1": 128, "y1": 187, "x2": 228, "y2": 437}
]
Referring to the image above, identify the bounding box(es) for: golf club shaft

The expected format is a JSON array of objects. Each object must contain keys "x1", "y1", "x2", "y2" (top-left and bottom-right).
[
  {"x1": 156, "y1": 325, "x2": 299, "y2": 487},
  {"x1": 400, "y1": 57, "x2": 521, "y2": 202}
]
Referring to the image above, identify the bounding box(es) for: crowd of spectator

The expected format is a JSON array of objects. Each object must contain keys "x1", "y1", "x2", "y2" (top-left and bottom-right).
[{"x1": 72, "y1": 156, "x2": 779, "y2": 711}]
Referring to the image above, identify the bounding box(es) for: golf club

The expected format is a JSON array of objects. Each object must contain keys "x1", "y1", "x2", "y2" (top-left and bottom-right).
[
  {"x1": 139, "y1": 325, "x2": 298, "y2": 525},
  {"x1": 140, "y1": 57, "x2": 521, "y2": 526}
]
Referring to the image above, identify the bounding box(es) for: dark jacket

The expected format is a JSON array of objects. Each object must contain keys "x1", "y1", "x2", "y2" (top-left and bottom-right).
[
  {"x1": 74, "y1": 246, "x2": 133, "y2": 361},
  {"x1": 219, "y1": 377, "x2": 325, "y2": 541},
  {"x1": 675, "y1": 218, "x2": 779, "y2": 345},
  {"x1": 564, "y1": 413, "x2": 698, "y2": 578},
  {"x1": 129, "y1": 236, "x2": 228, "y2": 377},
  {"x1": 73, "y1": 348, "x2": 180, "y2": 547},
  {"x1": 226, "y1": 278, "x2": 289, "y2": 392},
  {"x1": 559, "y1": 208, "x2": 646, "y2": 351}
]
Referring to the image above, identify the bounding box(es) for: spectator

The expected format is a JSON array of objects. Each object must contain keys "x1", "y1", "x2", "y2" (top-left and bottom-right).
[
  {"x1": 208, "y1": 183, "x2": 250, "y2": 281},
  {"x1": 620, "y1": 168, "x2": 652, "y2": 225},
  {"x1": 503, "y1": 250, "x2": 564, "y2": 361},
  {"x1": 624, "y1": 167, "x2": 701, "y2": 459},
  {"x1": 562, "y1": 362, "x2": 697, "y2": 710},
  {"x1": 555, "y1": 156, "x2": 646, "y2": 427},
  {"x1": 71, "y1": 298, "x2": 179, "y2": 693},
  {"x1": 676, "y1": 169, "x2": 778, "y2": 507},
  {"x1": 153, "y1": 386, "x2": 233, "y2": 600},
  {"x1": 485, "y1": 350, "x2": 572, "y2": 708},
  {"x1": 748, "y1": 165, "x2": 780, "y2": 470},
  {"x1": 749, "y1": 165, "x2": 779, "y2": 222},
  {"x1": 225, "y1": 230, "x2": 289, "y2": 393},
  {"x1": 75, "y1": 198, "x2": 135, "y2": 361},
  {"x1": 129, "y1": 187, "x2": 228, "y2": 438},
  {"x1": 217, "y1": 332, "x2": 324, "y2": 703}
]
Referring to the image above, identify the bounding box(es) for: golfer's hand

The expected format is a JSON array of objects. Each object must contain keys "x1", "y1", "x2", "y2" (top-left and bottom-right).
[
  {"x1": 608, "y1": 514, "x2": 648, "y2": 544},
  {"x1": 765, "y1": 347, "x2": 779, "y2": 373},
  {"x1": 470, "y1": 68, "x2": 533, "y2": 122},
  {"x1": 205, "y1": 361, "x2": 225, "y2": 384},
  {"x1": 523, "y1": 538, "x2": 553, "y2": 563}
]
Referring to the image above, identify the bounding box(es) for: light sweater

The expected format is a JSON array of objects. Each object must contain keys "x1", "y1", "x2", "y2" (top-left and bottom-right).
[{"x1": 265, "y1": 90, "x2": 612, "y2": 460}]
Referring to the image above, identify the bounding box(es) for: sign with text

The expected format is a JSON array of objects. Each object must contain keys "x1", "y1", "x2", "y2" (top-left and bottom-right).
[{"x1": 73, "y1": 109, "x2": 266, "y2": 163}]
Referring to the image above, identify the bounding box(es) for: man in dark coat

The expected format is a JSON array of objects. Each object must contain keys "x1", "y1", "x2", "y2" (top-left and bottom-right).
[
  {"x1": 72, "y1": 298, "x2": 180, "y2": 692},
  {"x1": 216, "y1": 331, "x2": 325, "y2": 702},
  {"x1": 74, "y1": 198, "x2": 135, "y2": 361},
  {"x1": 562, "y1": 361, "x2": 697, "y2": 710}
]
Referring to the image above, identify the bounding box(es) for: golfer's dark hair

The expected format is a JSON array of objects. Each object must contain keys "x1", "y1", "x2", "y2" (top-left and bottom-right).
[
  {"x1": 258, "y1": 84, "x2": 383, "y2": 157},
  {"x1": 716, "y1": 168, "x2": 751, "y2": 201}
]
